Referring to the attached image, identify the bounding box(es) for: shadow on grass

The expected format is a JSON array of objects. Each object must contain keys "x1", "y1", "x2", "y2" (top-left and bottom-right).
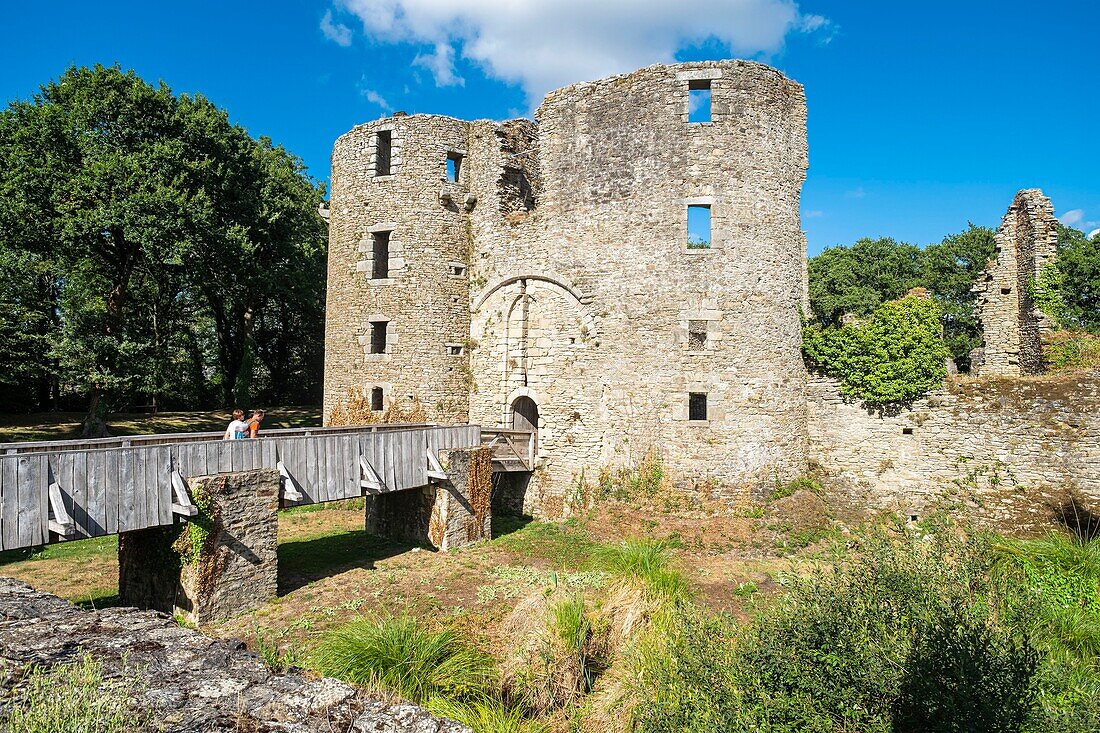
[
  {"x1": 74, "y1": 592, "x2": 121, "y2": 611},
  {"x1": 491, "y1": 514, "x2": 533, "y2": 539},
  {"x1": 278, "y1": 530, "x2": 420, "y2": 595}
]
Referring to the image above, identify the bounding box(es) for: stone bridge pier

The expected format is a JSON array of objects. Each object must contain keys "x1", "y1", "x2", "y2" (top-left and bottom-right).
[{"x1": 118, "y1": 446, "x2": 492, "y2": 624}]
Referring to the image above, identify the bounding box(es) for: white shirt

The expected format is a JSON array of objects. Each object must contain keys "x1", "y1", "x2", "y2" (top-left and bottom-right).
[{"x1": 226, "y1": 420, "x2": 249, "y2": 440}]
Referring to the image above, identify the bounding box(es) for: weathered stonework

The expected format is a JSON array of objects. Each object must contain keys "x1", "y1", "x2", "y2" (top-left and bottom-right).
[
  {"x1": 118, "y1": 470, "x2": 279, "y2": 624},
  {"x1": 972, "y1": 189, "x2": 1059, "y2": 376},
  {"x1": 364, "y1": 446, "x2": 492, "y2": 551},
  {"x1": 0, "y1": 578, "x2": 469, "y2": 733},
  {"x1": 325, "y1": 61, "x2": 809, "y2": 513},
  {"x1": 807, "y1": 374, "x2": 1100, "y2": 531}
]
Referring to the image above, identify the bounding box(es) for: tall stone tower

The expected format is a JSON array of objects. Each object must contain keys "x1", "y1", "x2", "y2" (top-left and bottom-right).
[
  {"x1": 324, "y1": 60, "x2": 810, "y2": 515},
  {"x1": 324, "y1": 115, "x2": 474, "y2": 421},
  {"x1": 972, "y1": 189, "x2": 1059, "y2": 377}
]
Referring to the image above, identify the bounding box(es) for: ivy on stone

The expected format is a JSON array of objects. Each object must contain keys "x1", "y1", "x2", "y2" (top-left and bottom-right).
[{"x1": 802, "y1": 294, "x2": 950, "y2": 405}]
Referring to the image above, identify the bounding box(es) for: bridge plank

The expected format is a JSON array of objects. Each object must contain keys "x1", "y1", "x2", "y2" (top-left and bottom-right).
[
  {"x1": 17, "y1": 455, "x2": 46, "y2": 547},
  {"x1": 56, "y1": 453, "x2": 79, "y2": 537},
  {"x1": 1, "y1": 456, "x2": 17, "y2": 550},
  {"x1": 325, "y1": 437, "x2": 337, "y2": 502},
  {"x1": 157, "y1": 446, "x2": 173, "y2": 527},
  {"x1": 85, "y1": 451, "x2": 104, "y2": 538},
  {"x1": 342, "y1": 434, "x2": 358, "y2": 498},
  {"x1": 134, "y1": 448, "x2": 150, "y2": 531},
  {"x1": 104, "y1": 450, "x2": 119, "y2": 534},
  {"x1": 118, "y1": 449, "x2": 136, "y2": 532},
  {"x1": 73, "y1": 451, "x2": 89, "y2": 537},
  {"x1": 218, "y1": 441, "x2": 232, "y2": 475}
]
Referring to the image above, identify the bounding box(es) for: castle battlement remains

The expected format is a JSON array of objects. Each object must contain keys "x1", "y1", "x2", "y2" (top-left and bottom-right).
[{"x1": 323, "y1": 60, "x2": 810, "y2": 514}]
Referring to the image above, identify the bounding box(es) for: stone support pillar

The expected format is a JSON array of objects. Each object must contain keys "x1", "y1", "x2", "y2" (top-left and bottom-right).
[
  {"x1": 364, "y1": 446, "x2": 492, "y2": 551},
  {"x1": 118, "y1": 469, "x2": 280, "y2": 624}
]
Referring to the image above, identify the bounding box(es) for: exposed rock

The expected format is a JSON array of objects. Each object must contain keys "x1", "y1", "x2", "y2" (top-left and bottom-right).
[{"x1": 0, "y1": 578, "x2": 469, "y2": 733}]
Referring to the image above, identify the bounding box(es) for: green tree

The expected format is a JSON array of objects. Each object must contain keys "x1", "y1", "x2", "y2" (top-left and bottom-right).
[
  {"x1": 0, "y1": 65, "x2": 326, "y2": 428},
  {"x1": 920, "y1": 224, "x2": 997, "y2": 369},
  {"x1": 803, "y1": 294, "x2": 950, "y2": 404},
  {"x1": 808, "y1": 237, "x2": 923, "y2": 326},
  {"x1": 1034, "y1": 225, "x2": 1100, "y2": 333}
]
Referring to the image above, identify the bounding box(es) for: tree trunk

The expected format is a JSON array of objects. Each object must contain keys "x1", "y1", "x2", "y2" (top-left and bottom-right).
[{"x1": 81, "y1": 388, "x2": 111, "y2": 438}]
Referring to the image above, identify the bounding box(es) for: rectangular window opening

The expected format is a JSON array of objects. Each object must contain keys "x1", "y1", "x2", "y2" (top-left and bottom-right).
[
  {"x1": 687, "y1": 205, "x2": 711, "y2": 249},
  {"x1": 446, "y1": 152, "x2": 463, "y2": 182},
  {"x1": 375, "y1": 130, "x2": 392, "y2": 176},
  {"x1": 446, "y1": 344, "x2": 464, "y2": 356},
  {"x1": 688, "y1": 79, "x2": 712, "y2": 123},
  {"x1": 370, "y1": 387, "x2": 384, "y2": 412},
  {"x1": 371, "y1": 231, "x2": 391, "y2": 279},
  {"x1": 369, "y1": 321, "x2": 388, "y2": 354},
  {"x1": 902, "y1": 427, "x2": 914, "y2": 435},
  {"x1": 448, "y1": 263, "x2": 467, "y2": 277},
  {"x1": 688, "y1": 320, "x2": 708, "y2": 350},
  {"x1": 689, "y1": 393, "x2": 708, "y2": 421}
]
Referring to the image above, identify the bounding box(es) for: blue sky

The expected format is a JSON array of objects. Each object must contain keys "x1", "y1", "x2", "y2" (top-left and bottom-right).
[{"x1": 1, "y1": 1, "x2": 1096, "y2": 255}]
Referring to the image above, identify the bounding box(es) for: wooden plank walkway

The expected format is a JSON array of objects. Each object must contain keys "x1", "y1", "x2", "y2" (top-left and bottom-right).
[{"x1": 0, "y1": 424, "x2": 484, "y2": 552}]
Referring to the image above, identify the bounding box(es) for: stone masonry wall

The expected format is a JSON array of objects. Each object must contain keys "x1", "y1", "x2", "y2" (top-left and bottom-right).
[
  {"x1": 118, "y1": 470, "x2": 280, "y2": 624},
  {"x1": 807, "y1": 374, "x2": 1100, "y2": 531},
  {"x1": 972, "y1": 189, "x2": 1059, "y2": 376},
  {"x1": 324, "y1": 60, "x2": 810, "y2": 517}
]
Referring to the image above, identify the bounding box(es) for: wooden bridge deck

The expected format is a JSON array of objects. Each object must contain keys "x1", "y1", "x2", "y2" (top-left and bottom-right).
[{"x1": 0, "y1": 423, "x2": 532, "y2": 553}]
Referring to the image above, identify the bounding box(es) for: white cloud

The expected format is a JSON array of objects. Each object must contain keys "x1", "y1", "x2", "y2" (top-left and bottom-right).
[
  {"x1": 413, "y1": 42, "x2": 464, "y2": 86},
  {"x1": 844, "y1": 187, "x2": 866, "y2": 199},
  {"x1": 334, "y1": 0, "x2": 832, "y2": 102},
  {"x1": 321, "y1": 9, "x2": 354, "y2": 46},
  {"x1": 1058, "y1": 208, "x2": 1085, "y2": 227},
  {"x1": 803, "y1": 209, "x2": 824, "y2": 218},
  {"x1": 1089, "y1": 228, "x2": 1100, "y2": 240},
  {"x1": 362, "y1": 88, "x2": 393, "y2": 112}
]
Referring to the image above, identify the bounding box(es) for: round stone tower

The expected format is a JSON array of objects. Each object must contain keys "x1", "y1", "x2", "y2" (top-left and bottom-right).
[{"x1": 323, "y1": 114, "x2": 474, "y2": 422}]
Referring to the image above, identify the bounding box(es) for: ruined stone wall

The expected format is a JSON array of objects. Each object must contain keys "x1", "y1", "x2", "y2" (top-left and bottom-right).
[
  {"x1": 972, "y1": 189, "x2": 1059, "y2": 376},
  {"x1": 807, "y1": 374, "x2": 1100, "y2": 531},
  {"x1": 325, "y1": 60, "x2": 809, "y2": 516},
  {"x1": 324, "y1": 115, "x2": 473, "y2": 423}
]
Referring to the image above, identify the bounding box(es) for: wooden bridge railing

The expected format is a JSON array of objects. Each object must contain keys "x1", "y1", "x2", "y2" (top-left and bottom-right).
[
  {"x1": 0, "y1": 424, "x2": 480, "y2": 553},
  {"x1": 482, "y1": 429, "x2": 536, "y2": 472}
]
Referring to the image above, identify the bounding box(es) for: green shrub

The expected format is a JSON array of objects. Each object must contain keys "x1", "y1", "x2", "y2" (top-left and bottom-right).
[
  {"x1": 1042, "y1": 331, "x2": 1100, "y2": 372},
  {"x1": 802, "y1": 294, "x2": 949, "y2": 404},
  {"x1": 309, "y1": 615, "x2": 498, "y2": 704},
  {"x1": 633, "y1": 528, "x2": 1047, "y2": 733},
  {"x1": 2, "y1": 654, "x2": 147, "y2": 733},
  {"x1": 597, "y1": 449, "x2": 666, "y2": 501}
]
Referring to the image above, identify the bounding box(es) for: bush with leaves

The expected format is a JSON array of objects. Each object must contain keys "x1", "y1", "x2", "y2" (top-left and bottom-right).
[{"x1": 802, "y1": 293, "x2": 950, "y2": 404}]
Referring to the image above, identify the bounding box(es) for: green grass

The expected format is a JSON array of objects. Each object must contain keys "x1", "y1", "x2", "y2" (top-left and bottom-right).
[
  {"x1": 309, "y1": 614, "x2": 498, "y2": 703},
  {"x1": 491, "y1": 519, "x2": 600, "y2": 570},
  {"x1": 1, "y1": 654, "x2": 147, "y2": 733},
  {"x1": 0, "y1": 534, "x2": 117, "y2": 567},
  {"x1": 595, "y1": 538, "x2": 689, "y2": 602},
  {"x1": 0, "y1": 406, "x2": 321, "y2": 443},
  {"x1": 427, "y1": 697, "x2": 549, "y2": 733}
]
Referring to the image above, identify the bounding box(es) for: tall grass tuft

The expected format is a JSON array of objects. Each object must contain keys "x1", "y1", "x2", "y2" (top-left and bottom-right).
[
  {"x1": 309, "y1": 615, "x2": 498, "y2": 704},
  {"x1": 3, "y1": 654, "x2": 147, "y2": 733},
  {"x1": 596, "y1": 538, "x2": 689, "y2": 603},
  {"x1": 427, "y1": 696, "x2": 550, "y2": 733}
]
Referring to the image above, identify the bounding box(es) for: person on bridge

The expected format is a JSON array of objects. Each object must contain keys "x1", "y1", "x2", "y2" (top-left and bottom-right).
[
  {"x1": 247, "y1": 409, "x2": 265, "y2": 438},
  {"x1": 224, "y1": 409, "x2": 249, "y2": 440}
]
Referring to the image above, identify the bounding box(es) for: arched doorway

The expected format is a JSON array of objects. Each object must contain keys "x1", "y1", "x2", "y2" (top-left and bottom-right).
[{"x1": 511, "y1": 396, "x2": 539, "y2": 435}]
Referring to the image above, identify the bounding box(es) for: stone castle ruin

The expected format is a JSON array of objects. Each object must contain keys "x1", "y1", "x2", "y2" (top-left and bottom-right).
[
  {"x1": 324, "y1": 60, "x2": 809, "y2": 515},
  {"x1": 324, "y1": 60, "x2": 1097, "y2": 524}
]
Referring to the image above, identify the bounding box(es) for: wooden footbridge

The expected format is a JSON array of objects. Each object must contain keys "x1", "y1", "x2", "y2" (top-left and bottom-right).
[{"x1": 0, "y1": 424, "x2": 534, "y2": 552}]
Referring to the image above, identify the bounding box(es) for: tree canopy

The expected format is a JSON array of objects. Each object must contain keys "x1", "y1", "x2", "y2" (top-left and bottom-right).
[
  {"x1": 0, "y1": 65, "x2": 326, "y2": 432},
  {"x1": 807, "y1": 226, "x2": 996, "y2": 370}
]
